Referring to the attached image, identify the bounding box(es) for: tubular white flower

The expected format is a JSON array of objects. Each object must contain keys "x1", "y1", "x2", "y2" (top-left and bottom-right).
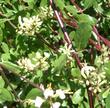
[
  {"x1": 81, "y1": 65, "x2": 95, "y2": 79},
  {"x1": 56, "y1": 89, "x2": 65, "y2": 99},
  {"x1": 44, "y1": 52, "x2": 50, "y2": 58},
  {"x1": 34, "y1": 97, "x2": 45, "y2": 108},
  {"x1": 17, "y1": 58, "x2": 35, "y2": 71},
  {"x1": 39, "y1": 6, "x2": 53, "y2": 19},
  {"x1": 51, "y1": 102, "x2": 61, "y2": 108},
  {"x1": 17, "y1": 52, "x2": 49, "y2": 71},
  {"x1": 35, "y1": 52, "x2": 43, "y2": 59},
  {"x1": 34, "y1": 52, "x2": 49, "y2": 71},
  {"x1": 59, "y1": 43, "x2": 74, "y2": 60},
  {"x1": 43, "y1": 88, "x2": 54, "y2": 99},
  {"x1": 17, "y1": 15, "x2": 42, "y2": 35}
]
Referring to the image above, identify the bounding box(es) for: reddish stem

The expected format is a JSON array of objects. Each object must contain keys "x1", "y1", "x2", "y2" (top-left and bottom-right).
[
  {"x1": 89, "y1": 39, "x2": 101, "y2": 51},
  {"x1": 72, "y1": 52, "x2": 82, "y2": 69},
  {"x1": 61, "y1": 16, "x2": 101, "y2": 51},
  {"x1": 70, "y1": 1, "x2": 95, "y2": 108},
  {"x1": 70, "y1": 0, "x2": 110, "y2": 48},
  {"x1": 62, "y1": 18, "x2": 78, "y2": 28},
  {"x1": 50, "y1": 0, "x2": 72, "y2": 46},
  {"x1": 70, "y1": 0, "x2": 84, "y2": 13},
  {"x1": 93, "y1": 27, "x2": 110, "y2": 48},
  {"x1": 87, "y1": 87, "x2": 94, "y2": 108},
  {"x1": 50, "y1": 0, "x2": 82, "y2": 69}
]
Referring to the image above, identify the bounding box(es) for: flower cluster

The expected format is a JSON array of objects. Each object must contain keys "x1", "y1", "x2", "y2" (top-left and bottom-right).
[
  {"x1": 96, "y1": 44, "x2": 110, "y2": 64},
  {"x1": 17, "y1": 52, "x2": 49, "y2": 71},
  {"x1": 59, "y1": 43, "x2": 75, "y2": 60},
  {"x1": 81, "y1": 64, "x2": 107, "y2": 93},
  {"x1": 16, "y1": 6, "x2": 53, "y2": 36},
  {"x1": 34, "y1": 88, "x2": 66, "y2": 108},
  {"x1": 17, "y1": 15, "x2": 42, "y2": 35},
  {"x1": 17, "y1": 58, "x2": 35, "y2": 71},
  {"x1": 39, "y1": 6, "x2": 53, "y2": 19}
]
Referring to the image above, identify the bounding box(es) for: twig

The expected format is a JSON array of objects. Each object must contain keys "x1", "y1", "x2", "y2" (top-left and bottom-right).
[
  {"x1": 93, "y1": 26, "x2": 110, "y2": 48},
  {"x1": 70, "y1": 0, "x2": 110, "y2": 48},
  {"x1": 37, "y1": 34, "x2": 58, "y2": 52},
  {"x1": 50, "y1": 0, "x2": 72, "y2": 47},
  {"x1": 50, "y1": 0, "x2": 83, "y2": 69},
  {"x1": 70, "y1": 1, "x2": 95, "y2": 108},
  {"x1": 70, "y1": 0, "x2": 85, "y2": 13},
  {"x1": 0, "y1": 66, "x2": 21, "y2": 102},
  {"x1": 0, "y1": 11, "x2": 17, "y2": 29},
  {"x1": 0, "y1": 64, "x2": 43, "y2": 91},
  {"x1": 87, "y1": 86, "x2": 94, "y2": 108},
  {"x1": 16, "y1": 74, "x2": 43, "y2": 92},
  {"x1": 89, "y1": 39, "x2": 101, "y2": 51},
  {"x1": 60, "y1": 14, "x2": 101, "y2": 51}
]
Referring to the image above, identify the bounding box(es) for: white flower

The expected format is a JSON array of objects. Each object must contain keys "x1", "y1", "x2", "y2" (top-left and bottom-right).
[
  {"x1": 3, "y1": 106, "x2": 7, "y2": 108},
  {"x1": 44, "y1": 52, "x2": 50, "y2": 58},
  {"x1": 34, "y1": 97, "x2": 45, "y2": 108},
  {"x1": 17, "y1": 58, "x2": 35, "y2": 71},
  {"x1": 56, "y1": 89, "x2": 65, "y2": 99},
  {"x1": 34, "y1": 52, "x2": 49, "y2": 71},
  {"x1": 43, "y1": 89, "x2": 54, "y2": 99},
  {"x1": 59, "y1": 43, "x2": 74, "y2": 60},
  {"x1": 17, "y1": 52, "x2": 49, "y2": 71},
  {"x1": 17, "y1": 15, "x2": 42, "y2": 35},
  {"x1": 51, "y1": 102, "x2": 61, "y2": 108},
  {"x1": 81, "y1": 65, "x2": 95, "y2": 79},
  {"x1": 39, "y1": 6, "x2": 53, "y2": 19},
  {"x1": 35, "y1": 52, "x2": 43, "y2": 59}
]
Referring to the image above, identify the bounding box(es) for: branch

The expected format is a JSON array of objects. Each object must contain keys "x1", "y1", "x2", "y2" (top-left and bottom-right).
[
  {"x1": 87, "y1": 86, "x2": 94, "y2": 108},
  {"x1": 70, "y1": 0, "x2": 110, "y2": 48},
  {"x1": 60, "y1": 14, "x2": 101, "y2": 51},
  {"x1": 93, "y1": 26, "x2": 110, "y2": 48},
  {"x1": 70, "y1": 1, "x2": 95, "y2": 108},
  {"x1": 50, "y1": 0, "x2": 72, "y2": 47},
  {"x1": 0, "y1": 65, "x2": 21, "y2": 102},
  {"x1": 50, "y1": 0, "x2": 82, "y2": 69},
  {"x1": 0, "y1": 64, "x2": 43, "y2": 91},
  {"x1": 70, "y1": 0, "x2": 85, "y2": 13},
  {"x1": 0, "y1": 11, "x2": 17, "y2": 29}
]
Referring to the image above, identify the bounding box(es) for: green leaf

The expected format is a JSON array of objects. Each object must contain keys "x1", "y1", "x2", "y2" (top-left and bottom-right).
[
  {"x1": 93, "y1": 3, "x2": 103, "y2": 13},
  {"x1": 79, "y1": 101, "x2": 89, "y2": 108},
  {"x1": 106, "y1": 94, "x2": 110, "y2": 108},
  {"x1": 83, "y1": 0, "x2": 96, "y2": 9},
  {"x1": 65, "y1": 5, "x2": 78, "y2": 15},
  {"x1": 54, "y1": 0, "x2": 65, "y2": 10},
  {"x1": 74, "y1": 23, "x2": 92, "y2": 50},
  {"x1": 72, "y1": 89, "x2": 83, "y2": 104},
  {"x1": 105, "y1": 11, "x2": 110, "y2": 18},
  {"x1": 0, "y1": 77, "x2": 5, "y2": 88},
  {"x1": 77, "y1": 14, "x2": 97, "y2": 25},
  {"x1": 69, "y1": 31, "x2": 75, "y2": 40},
  {"x1": 102, "y1": 89, "x2": 110, "y2": 99},
  {"x1": 0, "y1": 88, "x2": 13, "y2": 102},
  {"x1": 71, "y1": 68, "x2": 81, "y2": 78},
  {"x1": 36, "y1": 70, "x2": 43, "y2": 78},
  {"x1": 103, "y1": 62, "x2": 110, "y2": 77},
  {"x1": 0, "y1": 28, "x2": 3, "y2": 43},
  {"x1": 40, "y1": 0, "x2": 47, "y2": 6},
  {"x1": 26, "y1": 88, "x2": 43, "y2": 99},
  {"x1": 0, "y1": 61, "x2": 22, "y2": 74},
  {"x1": 53, "y1": 54, "x2": 67, "y2": 73},
  {"x1": 1, "y1": 53, "x2": 11, "y2": 61},
  {"x1": 27, "y1": 0, "x2": 36, "y2": 9},
  {"x1": 1, "y1": 42, "x2": 9, "y2": 53}
]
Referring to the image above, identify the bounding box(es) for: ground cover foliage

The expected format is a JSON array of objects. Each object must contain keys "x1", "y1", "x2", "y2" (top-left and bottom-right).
[{"x1": 0, "y1": 0, "x2": 110, "y2": 108}]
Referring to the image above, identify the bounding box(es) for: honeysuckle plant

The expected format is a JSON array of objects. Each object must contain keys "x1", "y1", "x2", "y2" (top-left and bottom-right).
[{"x1": 0, "y1": 0, "x2": 110, "y2": 108}]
